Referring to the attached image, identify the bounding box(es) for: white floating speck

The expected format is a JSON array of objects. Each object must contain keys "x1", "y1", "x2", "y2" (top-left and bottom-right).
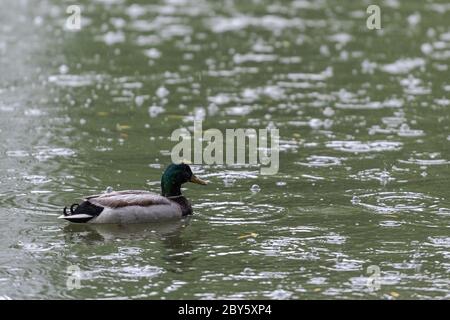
[
  {"x1": 148, "y1": 105, "x2": 165, "y2": 117},
  {"x1": 351, "y1": 196, "x2": 361, "y2": 205},
  {"x1": 380, "y1": 170, "x2": 390, "y2": 185},
  {"x1": 34, "y1": 16, "x2": 43, "y2": 26},
  {"x1": 407, "y1": 12, "x2": 421, "y2": 26},
  {"x1": 323, "y1": 107, "x2": 335, "y2": 117},
  {"x1": 144, "y1": 48, "x2": 161, "y2": 59},
  {"x1": 102, "y1": 31, "x2": 125, "y2": 45},
  {"x1": 59, "y1": 64, "x2": 69, "y2": 74},
  {"x1": 309, "y1": 118, "x2": 322, "y2": 129},
  {"x1": 156, "y1": 86, "x2": 169, "y2": 98},
  {"x1": 420, "y1": 43, "x2": 433, "y2": 55},
  {"x1": 135, "y1": 95, "x2": 146, "y2": 107},
  {"x1": 381, "y1": 58, "x2": 425, "y2": 74}
]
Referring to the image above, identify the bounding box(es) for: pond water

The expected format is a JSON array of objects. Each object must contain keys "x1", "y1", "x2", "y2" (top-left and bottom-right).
[{"x1": 0, "y1": 0, "x2": 449, "y2": 299}]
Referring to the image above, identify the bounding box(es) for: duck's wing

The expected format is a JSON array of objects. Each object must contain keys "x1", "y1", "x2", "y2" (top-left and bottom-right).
[
  {"x1": 86, "y1": 190, "x2": 171, "y2": 209},
  {"x1": 85, "y1": 190, "x2": 152, "y2": 200}
]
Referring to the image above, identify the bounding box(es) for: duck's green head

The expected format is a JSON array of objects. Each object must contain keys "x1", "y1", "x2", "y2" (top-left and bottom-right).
[{"x1": 161, "y1": 163, "x2": 207, "y2": 197}]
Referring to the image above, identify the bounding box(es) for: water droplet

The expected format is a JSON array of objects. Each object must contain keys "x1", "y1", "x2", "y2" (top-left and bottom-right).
[
  {"x1": 135, "y1": 95, "x2": 146, "y2": 107},
  {"x1": 223, "y1": 175, "x2": 236, "y2": 187},
  {"x1": 59, "y1": 64, "x2": 69, "y2": 74},
  {"x1": 105, "y1": 186, "x2": 113, "y2": 193},
  {"x1": 250, "y1": 184, "x2": 261, "y2": 193},
  {"x1": 309, "y1": 118, "x2": 322, "y2": 129},
  {"x1": 144, "y1": 48, "x2": 161, "y2": 59},
  {"x1": 34, "y1": 16, "x2": 43, "y2": 26},
  {"x1": 407, "y1": 12, "x2": 421, "y2": 26},
  {"x1": 380, "y1": 170, "x2": 390, "y2": 185},
  {"x1": 276, "y1": 181, "x2": 286, "y2": 186},
  {"x1": 421, "y1": 43, "x2": 433, "y2": 55},
  {"x1": 156, "y1": 86, "x2": 169, "y2": 99},
  {"x1": 351, "y1": 195, "x2": 361, "y2": 204},
  {"x1": 319, "y1": 44, "x2": 330, "y2": 56},
  {"x1": 243, "y1": 268, "x2": 253, "y2": 275},
  {"x1": 207, "y1": 103, "x2": 219, "y2": 116},
  {"x1": 148, "y1": 105, "x2": 165, "y2": 117},
  {"x1": 266, "y1": 121, "x2": 277, "y2": 130},
  {"x1": 323, "y1": 107, "x2": 335, "y2": 117},
  {"x1": 399, "y1": 123, "x2": 410, "y2": 132}
]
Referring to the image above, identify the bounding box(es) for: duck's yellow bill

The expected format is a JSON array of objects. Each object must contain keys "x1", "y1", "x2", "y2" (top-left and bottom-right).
[{"x1": 190, "y1": 175, "x2": 207, "y2": 185}]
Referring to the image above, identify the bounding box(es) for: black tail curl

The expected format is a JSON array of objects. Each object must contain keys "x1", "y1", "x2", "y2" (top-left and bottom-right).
[
  {"x1": 62, "y1": 201, "x2": 104, "y2": 218},
  {"x1": 63, "y1": 203, "x2": 80, "y2": 216}
]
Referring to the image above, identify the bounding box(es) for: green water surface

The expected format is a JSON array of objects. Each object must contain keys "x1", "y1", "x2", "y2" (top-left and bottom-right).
[{"x1": 0, "y1": 0, "x2": 449, "y2": 299}]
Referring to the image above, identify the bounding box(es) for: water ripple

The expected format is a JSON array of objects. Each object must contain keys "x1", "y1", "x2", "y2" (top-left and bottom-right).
[
  {"x1": 351, "y1": 191, "x2": 440, "y2": 214},
  {"x1": 326, "y1": 140, "x2": 402, "y2": 153},
  {"x1": 296, "y1": 155, "x2": 343, "y2": 167}
]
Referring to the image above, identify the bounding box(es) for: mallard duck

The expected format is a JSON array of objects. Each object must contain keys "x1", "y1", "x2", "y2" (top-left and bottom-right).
[{"x1": 59, "y1": 163, "x2": 207, "y2": 224}]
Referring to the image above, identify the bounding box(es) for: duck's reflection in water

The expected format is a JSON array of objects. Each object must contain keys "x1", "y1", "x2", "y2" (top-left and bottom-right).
[
  {"x1": 62, "y1": 217, "x2": 192, "y2": 242},
  {"x1": 62, "y1": 218, "x2": 196, "y2": 272}
]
